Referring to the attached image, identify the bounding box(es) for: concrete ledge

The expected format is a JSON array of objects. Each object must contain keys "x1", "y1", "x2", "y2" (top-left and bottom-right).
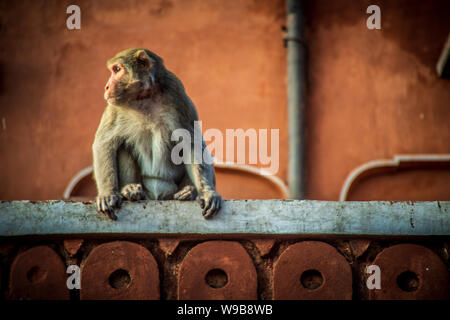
[{"x1": 0, "y1": 200, "x2": 448, "y2": 236}]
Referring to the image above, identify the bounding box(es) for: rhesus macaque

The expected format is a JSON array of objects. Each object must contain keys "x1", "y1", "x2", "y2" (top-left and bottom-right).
[{"x1": 92, "y1": 48, "x2": 222, "y2": 220}]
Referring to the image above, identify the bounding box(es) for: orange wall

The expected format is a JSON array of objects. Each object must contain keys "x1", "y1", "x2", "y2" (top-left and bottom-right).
[
  {"x1": 0, "y1": 0, "x2": 287, "y2": 200},
  {"x1": 0, "y1": 0, "x2": 449, "y2": 201},
  {"x1": 304, "y1": 0, "x2": 450, "y2": 200}
]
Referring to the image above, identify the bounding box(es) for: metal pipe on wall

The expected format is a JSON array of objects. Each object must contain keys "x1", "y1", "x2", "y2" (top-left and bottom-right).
[{"x1": 286, "y1": 0, "x2": 307, "y2": 199}]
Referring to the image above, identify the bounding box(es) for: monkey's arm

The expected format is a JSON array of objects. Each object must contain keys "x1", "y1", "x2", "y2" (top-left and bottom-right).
[
  {"x1": 165, "y1": 77, "x2": 222, "y2": 217},
  {"x1": 92, "y1": 109, "x2": 122, "y2": 220},
  {"x1": 184, "y1": 141, "x2": 222, "y2": 218}
]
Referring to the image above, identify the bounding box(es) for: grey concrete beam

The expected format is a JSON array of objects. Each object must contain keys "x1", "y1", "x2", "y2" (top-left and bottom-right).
[{"x1": 0, "y1": 200, "x2": 448, "y2": 237}]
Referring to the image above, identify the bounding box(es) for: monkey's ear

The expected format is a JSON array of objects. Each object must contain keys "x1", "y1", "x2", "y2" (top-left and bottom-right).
[{"x1": 135, "y1": 50, "x2": 152, "y2": 69}]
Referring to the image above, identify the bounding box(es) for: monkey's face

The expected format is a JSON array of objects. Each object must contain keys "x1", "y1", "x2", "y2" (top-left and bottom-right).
[{"x1": 104, "y1": 49, "x2": 156, "y2": 105}]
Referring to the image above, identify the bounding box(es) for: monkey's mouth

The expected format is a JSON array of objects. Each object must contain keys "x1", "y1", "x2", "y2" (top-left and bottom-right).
[{"x1": 104, "y1": 92, "x2": 119, "y2": 101}]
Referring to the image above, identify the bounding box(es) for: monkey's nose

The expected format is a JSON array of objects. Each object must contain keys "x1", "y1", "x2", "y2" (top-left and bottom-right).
[{"x1": 105, "y1": 84, "x2": 110, "y2": 90}]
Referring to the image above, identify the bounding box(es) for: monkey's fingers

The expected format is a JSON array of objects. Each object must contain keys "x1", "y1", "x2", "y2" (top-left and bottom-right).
[
  {"x1": 97, "y1": 199, "x2": 116, "y2": 220},
  {"x1": 174, "y1": 191, "x2": 191, "y2": 200},
  {"x1": 100, "y1": 201, "x2": 115, "y2": 220},
  {"x1": 202, "y1": 196, "x2": 222, "y2": 219},
  {"x1": 96, "y1": 198, "x2": 102, "y2": 213},
  {"x1": 174, "y1": 186, "x2": 196, "y2": 200},
  {"x1": 108, "y1": 195, "x2": 121, "y2": 220},
  {"x1": 105, "y1": 209, "x2": 117, "y2": 221},
  {"x1": 96, "y1": 195, "x2": 121, "y2": 221},
  {"x1": 202, "y1": 198, "x2": 218, "y2": 219}
]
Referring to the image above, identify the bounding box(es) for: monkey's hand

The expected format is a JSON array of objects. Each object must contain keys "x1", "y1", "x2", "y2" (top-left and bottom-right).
[
  {"x1": 96, "y1": 193, "x2": 122, "y2": 220},
  {"x1": 197, "y1": 189, "x2": 222, "y2": 219},
  {"x1": 173, "y1": 185, "x2": 197, "y2": 201},
  {"x1": 121, "y1": 183, "x2": 146, "y2": 201}
]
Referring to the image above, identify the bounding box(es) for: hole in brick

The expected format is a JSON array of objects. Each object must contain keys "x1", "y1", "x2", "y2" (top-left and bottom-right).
[
  {"x1": 300, "y1": 269, "x2": 323, "y2": 290},
  {"x1": 26, "y1": 266, "x2": 48, "y2": 284},
  {"x1": 109, "y1": 269, "x2": 131, "y2": 289},
  {"x1": 205, "y1": 268, "x2": 228, "y2": 289},
  {"x1": 397, "y1": 270, "x2": 419, "y2": 292}
]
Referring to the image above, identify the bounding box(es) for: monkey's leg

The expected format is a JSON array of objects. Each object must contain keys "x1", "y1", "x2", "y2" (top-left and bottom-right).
[
  {"x1": 173, "y1": 174, "x2": 197, "y2": 200},
  {"x1": 117, "y1": 148, "x2": 146, "y2": 201}
]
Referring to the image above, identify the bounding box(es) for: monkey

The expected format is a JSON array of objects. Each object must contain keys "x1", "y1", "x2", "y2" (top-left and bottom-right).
[{"x1": 92, "y1": 48, "x2": 222, "y2": 220}]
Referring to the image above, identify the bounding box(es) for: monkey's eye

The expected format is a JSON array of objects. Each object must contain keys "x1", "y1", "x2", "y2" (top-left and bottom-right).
[{"x1": 112, "y1": 65, "x2": 121, "y2": 73}]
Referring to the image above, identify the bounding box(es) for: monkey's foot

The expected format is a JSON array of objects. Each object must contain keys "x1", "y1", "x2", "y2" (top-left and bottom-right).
[
  {"x1": 121, "y1": 183, "x2": 146, "y2": 201},
  {"x1": 198, "y1": 189, "x2": 222, "y2": 219},
  {"x1": 173, "y1": 185, "x2": 197, "y2": 201},
  {"x1": 96, "y1": 193, "x2": 122, "y2": 220}
]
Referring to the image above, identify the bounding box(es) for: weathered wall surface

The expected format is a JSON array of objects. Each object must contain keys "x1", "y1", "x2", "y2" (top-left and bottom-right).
[
  {"x1": 304, "y1": 0, "x2": 450, "y2": 200},
  {"x1": 0, "y1": 0, "x2": 449, "y2": 201}
]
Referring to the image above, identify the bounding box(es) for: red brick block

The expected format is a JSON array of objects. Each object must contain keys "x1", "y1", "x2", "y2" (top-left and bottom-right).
[
  {"x1": 349, "y1": 240, "x2": 370, "y2": 258},
  {"x1": 369, "y1": 244, "x2": 449, "y2": 300},
  {"x1": 273, "y1": 241, "x2": 352, "y2": 300},
  {"x1": 252, "y1": 239, "x2": 275, "y2": 257},
  {"x1": 159, "y1": 238, "x2": 180, "y2": 256},
  {"x1": 8, "y1": 246, "x2": 69, "y2": 300},
  {"x1": 64, "y1": 239, "x2": 84, "y2": 256},
  {"x1": 337, "y1": 239, "x2": 371, "y2": 260},
  {"x1": 81, "y1": 241, "x2": 159, "y2": 300},
  {"x1": 178, "y1": 241, "x2": 257, "y2": 300}
]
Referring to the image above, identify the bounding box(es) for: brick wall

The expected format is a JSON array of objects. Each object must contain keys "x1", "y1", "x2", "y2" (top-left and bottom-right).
[{"x1": 1, "y1": 237, "x2": 449, "y2": 300}]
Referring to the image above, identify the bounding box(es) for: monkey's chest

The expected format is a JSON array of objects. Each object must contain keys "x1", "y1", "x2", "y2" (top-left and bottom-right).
[{"x1": 128, "y1": 129, "x2": 182, "y2": 181}]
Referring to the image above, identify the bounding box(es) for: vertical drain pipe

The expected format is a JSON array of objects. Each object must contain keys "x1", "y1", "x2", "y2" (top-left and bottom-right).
[{"x1": 286, "y1": 0, "x2": 307, "y2": 199}]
